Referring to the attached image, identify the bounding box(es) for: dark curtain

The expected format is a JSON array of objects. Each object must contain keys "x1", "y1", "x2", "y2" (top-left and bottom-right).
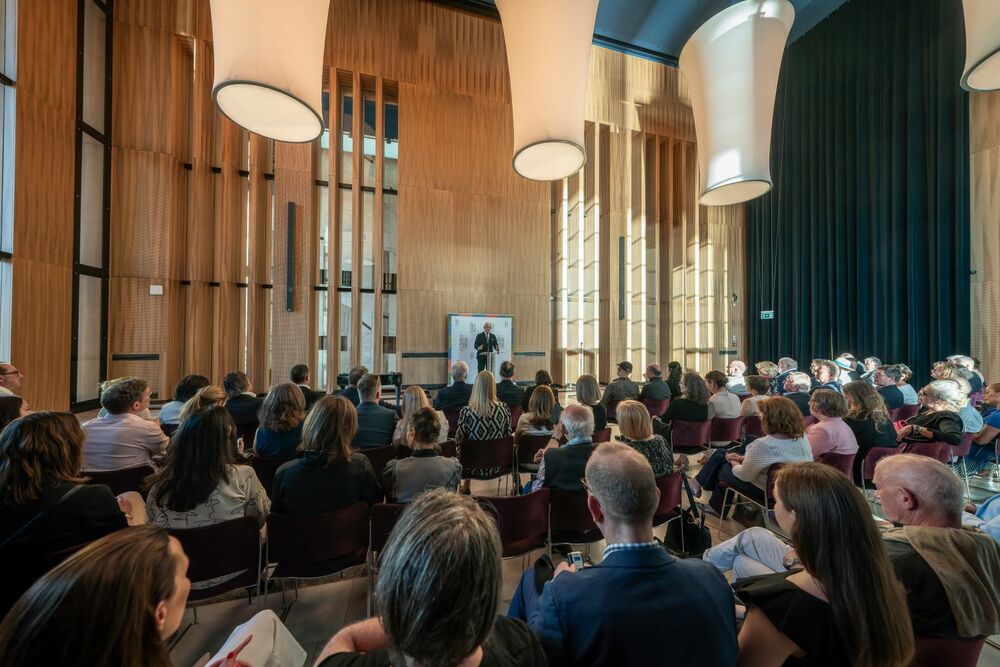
[{"x1": 746, "y1": 0, "x2": 970, "y2": 385}]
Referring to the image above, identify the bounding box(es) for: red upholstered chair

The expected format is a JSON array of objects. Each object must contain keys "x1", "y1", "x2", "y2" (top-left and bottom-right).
[
  {"x1": 816, "y1": 451, "x2": 855, "y2": 478},
  {"x1": 900, "y1": 441, "x2": 952, "y2": 464},
  {"x1": 168, "y1": 517, "x2": 264, "y2": 610},
  {"x1": 358, "y1": 446, "x2": 395, "y2": 487},
  {"x1": 83, "y1": 465, "x2": 155, "y2": 497},
  {"x1": 478, "y1": 488, "x2": 550, "y2": 564},
  {"x1": 911, "y1": 636, "x2": 986, "y2": 667},
  {"x1": 742, "y1": 415, "x2": 764, "y2": 442},
  {"x1": 440, "y1": 439, "x2": 457, "y2": 458},
  {"x1": 593, "y1": 427, "x2": 612, "y2": 443},
  {"x1": 459, "y1": 435, "x2": 515, "y2": 494},
  {"x1": 710, "y1": 417, "x2": 746, "y2": 446},
  {"x1": 652, "y1": 472, "x2": 683, "y2": 528},
  {"x1": 736, "y1": 393, "x2": 752, "y2": 403},
  {"x1": 249, "y1": 455, "x2": 292, "y2": 495},
  {"x1": 509, "y1": 406, "x2": 523, "y2": 431},
  {"x1": 950, "y1": 432, "x2": 974, "y2": 496},
  {"x1": 670, "y1": 420, "x2": 712, "y2": 454},
  {"x1": 513, "y1": 433, "x2": 549, "y2": 488},
  {"x1": 860, "y1": 446, "x2": 902, "y2": 494},
  {"x1": 642, "y1": 398, "x2": 670, "y2": 418},
  {"x1": 548, "y1": 490, "x2": 602, "y2": 550},
  {"x1": 443, "y1": 407, "x2": 462, "y2": 437},
  {"x1": 607, "y1": 400, "x2": 621, "y2": 423},
  {"x1": 367, "y1": 502, "x2": 406, "y2": 614},
  {"x1": 892, "y1": 404, "x2": 920, "y2": 421}
]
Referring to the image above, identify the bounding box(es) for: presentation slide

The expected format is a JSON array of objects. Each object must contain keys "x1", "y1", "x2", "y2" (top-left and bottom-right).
[{"x1": 447, "y1": 313, "x2": 513, "y2": 385}]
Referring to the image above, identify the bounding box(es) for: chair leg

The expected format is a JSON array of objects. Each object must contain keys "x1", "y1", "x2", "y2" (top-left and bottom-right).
[{"x1": 717, "y1": 488, "x2": 732, "y2": 541}]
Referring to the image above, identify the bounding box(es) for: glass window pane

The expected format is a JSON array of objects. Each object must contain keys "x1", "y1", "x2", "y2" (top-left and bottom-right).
[
  {"x1": 339, "y1": 189, "x2": 352, "y2": 287},
  {"x1": 82, "y1": 0, "x2": 106, "y2": 133},
  {"x1": 317, "y1": 289, "x2": 328, "y2": 389},
  {"x1": 340, "y1": 94, "x2": 353, "y2": 185},
  {"x1": 362, "y1": 191, "x2": 374, "y2": 289},
  {"x1": 75, "y1": 275, "x2": 103, "y2": 402},
  {"x1": 361, "y1": 292, "x2": 374, "y2": 371},
  {"x1": 339, "y1": 291, "x2": 352, "y2": 375},
  {"x1": 317, "y1": 185, "x2": 328, "y2": 285},
  {"x1": 0, "y1": 84, "x2": 11, "y2": 253},
  {"x1": 362, "y1": 96, "x2": 376, "y2": 188},
  {"x1": 384, "y1": 102, "x2": 398, "y2": 191},
  {"x1": 381, "y1": 293, "x2": 396, "y2": 372},
  {"x1": 0, "y1": 258, "x2": 10, "y2": 361},
  {"x1": 382, "y1": 193, "x2": 397, "y2": 291},
  {"x1": 318, "y1": 91, "x2": 329, "y2": 182},
  {"x1": 80, "y1": 133, "x2": 105, "y2": 267}
]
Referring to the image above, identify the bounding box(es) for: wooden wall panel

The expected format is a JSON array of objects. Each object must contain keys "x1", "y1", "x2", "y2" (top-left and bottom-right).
[
  {"x1": 108, "y1": 277, "x2": 166, "y2": 397},
  {"x1": 971, "y1": 92, "x2": 1000, "y2": 382}
]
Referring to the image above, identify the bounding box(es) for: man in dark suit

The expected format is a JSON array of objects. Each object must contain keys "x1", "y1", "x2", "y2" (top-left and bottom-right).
[
  {"x1": 874, "y1": 365, "x2": 905, "y2": 410},
  {"x1": 528, "y1": 405, "x2": 595, "y2": 493},
  {"x1": 223, "y1": 370, "x2": 263, "y2": 431},
  {"x1": 496, "y1": 360, "x2": 525, "y2": 408},
  {"x1": 638, "y1": 364, "x2": 672, "y2": 402},
  {"x1": 509, "y1": 442, "x2": 738, "y2": 665},
  {"x1": 290, "y1": 363, "x2": 326, "y2": 411},
  {"x1": 773, "y1": 357, "x2": 798, "y2": 395},
  {"x1": 338, "y1": 365, "x2": 367, "y2": 407},
  {"x1": 433, "y1": 361, "x2": 473, "y2": 412},
  {"x1": 599, "y1": 361, "x2": 640, "y2": 411},
  {"x1": 473, "y1": 322, "x2": 500, "y2": 374},
  {"x1": 782, "y1": 372, "x2": 812, "y2": 416},
  {"x1": 352, "y1": 373, "x2": 398, "y2": 449}
]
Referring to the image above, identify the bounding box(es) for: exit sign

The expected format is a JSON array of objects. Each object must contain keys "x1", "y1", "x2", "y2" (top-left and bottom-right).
[{"x1": 760, "y1": 310, "x2": 775, "y2": 320}]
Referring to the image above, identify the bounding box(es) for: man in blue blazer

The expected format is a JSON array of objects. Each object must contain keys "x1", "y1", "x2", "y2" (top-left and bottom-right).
[
  {"x1": 433, "y1": 361, "x2": 473, "y2": 411},
  {"x1": 352, "y1": 374, "x2": 398, "y2": 449},
  {"x1": 773, "y1": 356, "x2": 799, "y2": 395},
  {"x1": 509, "y1": 443, "x2": 738, "y2": 666}
]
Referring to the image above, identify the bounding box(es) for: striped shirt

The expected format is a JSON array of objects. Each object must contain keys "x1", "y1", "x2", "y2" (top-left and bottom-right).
[
  {"x1": 603, "y1": 541, "x2": 661, "y2": 560},
  {"x1": 731, "y1": 434, "x2": 813, "y2": 490}
]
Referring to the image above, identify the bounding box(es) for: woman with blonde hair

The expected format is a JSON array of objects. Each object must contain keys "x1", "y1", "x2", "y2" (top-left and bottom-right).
[
  {"x1": 456, "y1": 371, "x2": 511, "y2": 492},
  {"x1": 574, "y1": 374, "x2": 607, "y2": 431},
  {"x1": 253, "y1": 383, "x2": 306, "y2": 459},
  {"x1": 614, "y1": 400, "x2": 674, "y2": 476},
  {"x1": 843, "y1": 381, "x2": 897, "y2": 484},
  {"x1": 391, "y1": 386, "x2": 446, "y2": 450},
  {"x1": 514, "y1": 384, "x2": 556, "y2": 438},
  {"x1": 897, "y1": 380, "x2": 965, "y2": 448},
  {"x1": 176, "y1": 384, "x2": 228, "y2": 424}
]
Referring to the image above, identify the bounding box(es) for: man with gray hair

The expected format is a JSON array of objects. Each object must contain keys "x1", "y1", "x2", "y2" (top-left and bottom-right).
[
  {"x1": 527, "y1": 404, "x2": 594, "y2": 493},
  {"x1": 704, "y1": 454, "x2": 1000, "y2": 640},
  {"x1": 774, "y1": 356, "x2": 798, "y2": 395},
  {"x1": 948, "y1": 355, "x2": 983, "y2": 393},
  {"x1": 726, "y1": 359, "x2": 747, "y2": 393},
  {"x1": 433, "y1": 360, "x2": 473, "y2": 411},
  {"x1": 782, "y1": 371, "x2": 812, "y2": 416},
  {"x1": 510, "y1": 443, "x2": 738, "y2": 665}
]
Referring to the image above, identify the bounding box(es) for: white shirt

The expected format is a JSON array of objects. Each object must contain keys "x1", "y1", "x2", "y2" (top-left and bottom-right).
[
  {"x1": 82, "y1": 412, "x2": 169, "y2": 472},
  {"x1": 898, "y1": 384, "x2": 919, "y2": 405},
  {"x1": 726, "y1": 375, "x2": 747, "y2": 394},
  {"x1": 708, "y1": 390, "x2": 741, "y2": 419},
  {"x1": 0, "y1": 386, "x2": 13, "y2": 397}
]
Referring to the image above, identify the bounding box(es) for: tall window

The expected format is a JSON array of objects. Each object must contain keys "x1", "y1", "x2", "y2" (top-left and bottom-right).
[
  {"x1": 71, "y1": 0, "x2": 112, "y2": 408},
  {"x1": 0, "y1": 0, "x2": 15, "y2": 361}
]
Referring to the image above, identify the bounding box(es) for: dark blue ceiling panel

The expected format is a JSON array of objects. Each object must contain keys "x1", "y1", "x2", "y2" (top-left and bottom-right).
[{"x1": 432, "y1": 0, "x2": 849, "y2": 66}]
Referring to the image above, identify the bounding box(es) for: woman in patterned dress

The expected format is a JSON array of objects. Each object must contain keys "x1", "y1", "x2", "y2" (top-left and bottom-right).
[{"x1": 456, "y1": 371, "x2": 512, "y2": 492}]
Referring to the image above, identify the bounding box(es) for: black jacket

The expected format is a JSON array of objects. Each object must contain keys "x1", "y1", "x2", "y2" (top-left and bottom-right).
[
  {"x1": 353, "y1": 402, "x2": 399, "y2": 448},
  {"x1": 877, "y1": 385, "x2": 905, "y2": 410},
  {"x1": 297, "y1": 385, "x2": 327, "y2": 411},
  {"x1": 639, "y1": 377, "x2": 672, "y2": 402},
  {"x1": 785, "y1": 391, "x2": 812, "y2": 416},
  {"x1": 271, "y1": 452, "x2": 381, "y2": 514},
  {"x1": 542, "y1": 441, "x2": 595, "y2": 491},
  {"x1": 434, "y1": 382, "x2": 473, "y2": 411},
  {"x1": 226, "y1": 393, "x2": 264, "y2": 428},
  {"x1": 496, "y1": 379, "x2": 526, "y2": 408}
]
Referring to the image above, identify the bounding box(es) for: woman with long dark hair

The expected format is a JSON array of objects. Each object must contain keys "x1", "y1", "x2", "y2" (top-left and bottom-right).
[
  {"x1": 520, "y1": 369, "x2": 563, "y2": 424},
  {"x1": 666, "y1": 361, "x2": 683, "y2": 398},
  {"x1": 843, "y1": 381, "x2": 897, "y2": 484},
  {"x1": 0, "y1": 395, "x2": 29, "y2": 433}
]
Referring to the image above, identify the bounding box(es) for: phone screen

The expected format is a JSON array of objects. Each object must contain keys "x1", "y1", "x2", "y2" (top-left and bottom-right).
[{"x1": 568, "y1": 551, "x2": 585, "y2": 568}]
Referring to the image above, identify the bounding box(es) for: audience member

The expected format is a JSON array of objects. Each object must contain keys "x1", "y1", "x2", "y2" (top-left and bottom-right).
[
  {"x1": 773, "y1": 356, "x2": 799, "y2": 395},
  {"x1": 520, "y1": 369, "x2": 562, "y2": 424},
  {"x1": 316, "y1": 489, "x2": 545, "y2": 667},
  {"x1": 843, "y1": 381, "x2": 898, "y2": 484},
  {"x1": 781, "y1": 371, "x2": 813, "y2": 416},
  {"x1": 739, "y1": 375, "x2": 770, "y2": 417},
  {"x1": 706, "y1": 369, "x2": 740, "y2": 447},
  {"x1": 158, "y1": 374, "x2": 209, "y2": 426},
  {"x1": 0, "y1": 395, "x2": 29, "y2": 432},
  {"x1": 897, "y1": 381, "x2": 965, "y2": 447},
  {"x1": 574, "y1": 374, "x2": 607, "y2": 431},
  {"x1": 176, "y1": 384, "x2": 228, "y2": 424},
  {"x1": 968, "y1": 382, "x2": 1000, "y2": 474},
  {"x1": 726, "y1": 359, "x2": 747, "y2": 393},
  {"x1": 614, "y1": 400, "x2": 674, "y2": 475},
  {"x1": 964, "y1": 492, "x2": 1000, "y2": 543},
  {"x1": 383, "y1": 408, "x2": 461, "y2": 503},
  {"x1": 391, "y1": 386, "x2": 446, "y2": 450},
  {"x1": 690, "y1": 396, "x2": 812, "y2": 513},
  {"x1": 809, "y1": 359, "x2": 842, "y2": 393},
  {"x1": 271, "y1": 396, "x2": 379, "y2": 514},
  {"x1": 874, "y1": 365, "x2": 906, "y2": 410},
  {"x1": 0, "y1": 525, "x2": 190, "y2": 667},
  {"x1": 638, "y1": 363, "x2": 672, "y2": 411},
  {"x1": 836, "y1": 353, "x2": 862, "y2": 383},
  {"x1": 528, "y1": 404, "x2": 595, "y2": 493},
  {"x1": 706, "y1": 463, "x2": 914, "y2": 667},
  {"x1": 0, "y1": 362, "x2": 23, "y2": 396},
  {"x1": 805, "y1": 389, "x2": 859, "y2": 459},
  {"x1": 510, "y1": 444, "x2": 738, "y2": 665},
  {"x1": 223, "y1": 370, "x2": 263, "y2": 431},
  {"x1": 599, "y1": 360, "x2": 640, "y2": 411},
  {"x1": 665, "y1": 360, "x2": 683, "y2": 398},
  {"x1": 896, "y1": 363, "x2": 919, "y2": 405},
  {"x1": 514, "y1": 384, "x2": 556, "y2": 439},
  {"x1": 652, "y1": 371, "x2": 711, "y2": 438},
  {"x1": 937, "y1": 367, "x2": 984, "y2": 432},
  {"x1": 434, "y1": 361, "x2": 474, "y2": 412},
  {"x1": 338, "y1": 366, "x2": 368, "y2": 406},
  {"x1": 754, "y1": 360, "x2": 780, "y2": 395},
  {"x1": 253, "y1": 383, "x2": 306, "y2": 459},
  {"x1": 948, "y1": 355, "x2": 984, "y2": 393},
  {"x1": 82, "y1": 378, "x2": 168, "y2": 472},
  {"x1": 145, "y1": 405, "x2": 269, "y2": 588},
  {"x1": 496, "y1": 360, "x2": 525, "y2": 408},
  {"x1": 456, "y1": 371, "x2": 511, "y2": 490},
  {"x1": 972, "y1": 356, "x2": 988, "y2": 386},
  {"x1": 352, "y1": 374, "x2": 398, "y2": 449},
  {"x1": 290, "y1": 363, "x2": 326, "y2": 410},
  {"x1": 861, "y1": 356, "x2": 882, "y2": 382}
]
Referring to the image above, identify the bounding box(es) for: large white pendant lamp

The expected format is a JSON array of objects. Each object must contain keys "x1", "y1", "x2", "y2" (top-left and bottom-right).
[
  {"x1": 961, "y1": 0, "x2": 1000, "y2": 91},
  {"x1": 209, "y1": 0, "x2": 330, "y2": 143},
  {"x1": 495, "y1": 0, "x2": 599, "y2": 181},
  {"x1": 679, "y1": 0, "x2": 795, "y2": 206}
]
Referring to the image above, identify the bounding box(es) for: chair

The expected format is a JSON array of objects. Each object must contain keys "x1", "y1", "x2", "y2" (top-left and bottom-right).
[
  {"x1": 160, "y1": 422, "x2": 178, "y2": 437},
  {"x1": 513, "y1": 433, "x2": 549, "y2": 488},
  {"x1": 816, "y1": 451, "x2": 856, "y2": 478},
  {"x1": 548, "y1": 490, "x2": 602, "y2": 551},
  {"x1": 670, "y1": 420, "x2": 712, "y2": 454},
  {"x1": 367, "y1": 502, "x2": 406, "y2": 614},
  {"x1": 911, "y1": 636, "x2": 985, "y2": 667},
  {"x1": 249, "y1": 455, "x2": 292, "y2": 495},
  {"x1": 235, "y1": 422, "x2": 258, "y2": 449},
  {"x1": 642, "y1": 398, "x2": 670, "y2": 418},
  {"x1": 710, "y1": 417, "x2": 746, "y2": 446},
  {"x1": 443, "y1": 407, "x2": 462, "y2": 437},
  {"x1": 900, "y1": 441, "x2": 952, "y2": 464},
  {"x1": 0, "y1": 541, "x2": 89, "y2": 619},
  {"x1": 440, "y1": 438, "x2": 457, "y2": 458},
  {"x1": 479, "y1": 489, "x2": 550, "y2": 565},
  {"x1": 736, "y1": 393, "x2": 752, "y2": 403},
  {"x1": 742, "y1": 415, "x2": 764, "y2": 443},
  {"x1": 949, "y1": 432, "x2": 975, "y2": 497},
  {"x1": 593, "y1": 427, "x2": 612, "y2": 443},
  {"x1": 803, "y1": 415, "x2": 819, "y2": 427},
  {"x1": 607, "y1": 400, "x2": 620, "y2": 423},
  {"x1": 508, "y1": 406, "x2": 523, "y2": 431},
  {"x1": 652, "y1": 472, "x2": 683, "y2": 528},
  {"x1": 168, "y1": 516, "x2": 263, "y2": 609},
  {"x1": 266, "y1": 504, "x2": 369, "y2": 602},
  {"x1": 459, "y1": 435, "x2": 515, "y2": 493},
  {"x1": 359, "y1": 446, "x2": 396, "y2": 487},
  {"x1": 718, "y1": 463, "x2": 784, "y2": 535},
  {"x1": 861, "y1": 446, "x2": 902, "y2": 495},
  {"x1": 892, "y1": 404, "x2": 920, "y2": 421},
  {"x1": 82, "y1": 465, "x2": 155, "y2": 496}
]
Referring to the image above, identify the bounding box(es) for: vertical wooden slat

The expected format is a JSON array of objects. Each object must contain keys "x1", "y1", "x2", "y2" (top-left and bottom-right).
[{"x1": 373, "y1": 78, "x2": 385, "y2": 371}]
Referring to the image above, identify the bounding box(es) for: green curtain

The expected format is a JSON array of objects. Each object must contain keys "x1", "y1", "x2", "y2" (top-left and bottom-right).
[{"x1": 746, "y1": 0, "x2": 970, "y2": 383}]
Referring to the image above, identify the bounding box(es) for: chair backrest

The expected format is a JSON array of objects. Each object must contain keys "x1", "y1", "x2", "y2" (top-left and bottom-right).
[
  {"x1": 607, "y1": 400, "x2": 620, "y2": 420},
  {"x1": 160, "y1": 422, "x2": 178, "y2": 437},
  {"x1": 82, "y1": 465, "x2": 155, "y2": 496},
  {"x1": 509, "y1": 406, "x2": 523, "y2": 430},
  {"x1": 736, "y1": 393, "x2": 752, "y2": 403},
  {"x1": 480, "y1": 489, "x2": 550, "y2": 558},
  {"x1": 443, "y1": 408, "x2": 462, "y2": 435},
  {"x1": 670, "y1": 420, "x2": 712, "y2": 449},
  {"x1": 266, "y1": 503, "x2": 369, "y2": 567},
  {"x1": 710, "y1": 416, "x2": 746, "y2": 442},
  {"x1": 249, "y1": 455, "x2": 291, "y2": 494},
  {"x1": 862, "y1": 447, "x2": 901, "y2": 482},
  {"x1": 370, "y1": 502, "x2": 406, "y2": 555},
  {"x1": 803, "y1": 415, "x2": 819, "y2": 427},
  {"x1": 653, "y1": 472, "x2": 683, "y2": 525},
  {"x1": 440, "y1": 439, "x2": 457, "y2": 458},
  {"x1": 515, "y1": 433, "x2": 550, "y2": 465},
  {"x1": 0, "y1": 541, "x2": 89, "y2": 619},
  {"x1": 358, "y1": 446, "x2": 396, "y2": 486},
  {"x1": 901, "y1": 442, "x2": 952, "y2": 464},
  {"x1": 894, "y1": 404, "x2": 920, "y2": 421},
  {"x1": 816, "y1": 452, "x2": 856, "y2": 478},
  {"x1": 954, "y1": 431, "x2": 974, "y2": 458},
  {"x1": 549, "y1": 490, "x2": 602, "y2": 541},
  {"x1": 168, "y1": 516, "x2": 260, "y2": 588},
  {"x1": 642, "y1": 398, "x2": 670, "y2": 418},
  {"x1": 911, "y1": 636, "x2": 985, "y2": 667},
  {"x1": 593, "y1": 427, "x2": 612, "y2": 443},
  {"x1": 458, "y1": 435, "x2": 514, "y2": 477},
  {"x1": 742, "y1": 415, "x2": 764, "y2": 440},
  {"x1": 235, "y1": 422, "x2": 258, "y2": 448},
  {"x1": 764, "y1": 463, "x2": 785, "y2": 502}
]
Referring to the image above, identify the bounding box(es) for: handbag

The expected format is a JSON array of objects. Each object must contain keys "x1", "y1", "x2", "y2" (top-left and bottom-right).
[{"x1": 663, "y1": 474, "x2": 712, "y2": 558}]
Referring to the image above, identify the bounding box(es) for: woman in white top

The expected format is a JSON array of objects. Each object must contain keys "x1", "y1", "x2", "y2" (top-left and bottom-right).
[
  {"x1": 705, "y1": 370, "x2": 741, "y2": 418},
  {"x1": 392, "y1": 386, "x2": 447, "y2": 451},
  {"x1": 739, "y1": 376, "x2": 771, "y2": 417}
]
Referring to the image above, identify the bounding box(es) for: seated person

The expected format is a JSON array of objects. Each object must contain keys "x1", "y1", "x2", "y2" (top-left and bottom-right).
[
  {"x1": 496, "y1": 360, "x2": 526, "y2": 408},
  {"x1": 82, "y1": 377, "x2": 169, "y2": 472},
  {"x1": 145, "y1": 405, "x2": 270, "y2": 589},
  {"x1": 967, "y1": 382, "x2": 1000, "y2": 475},
  {"x1": 352, "y1": 374, "x2": 398, "y2": 449},
  {"x1": 809, "y1": 359, "x2": 843, "y2": 393},
  {"x1": 391, "y1": 386, "x2": 447, "y2": 450},
  {"x1": 756, "y1": 360, "x2": 781, "y2": 395},
  {"x1": 509, "y1": 444, "x2": 738, "y2": 666},
  {"x1": 948, "y1": 355, "x2": 983, "y2": 393},
  {"x1": 665, "y1": 361, "x2": 684, "y2": 398},
  {"x1": 690, "y1": 397, "x2": 813, "y2": 514},
  {"x1": 252, "y1": 383, "x2": 306, "y2": 459},
  {"x1": 896, "y1": 364, "x2": 919, "y2": 405},
  {"x1": 0, "y1": 395, "x2": 30, "y2": 432},
  {"x1": 726, "y1": 359, "x2": 747, "y2": 394},
  {"x1": 223, "y1": 370, "x2": 263, "y2": 432},
  {"x1": 638, "y1": 363, "x2": 672, "y2": 413},
  {"x1": 614, "y1": 399, "x2": 674, "y2": 476},
  {"x1": 520, "y1": 369, "x2": 563, "y2": 424},
  {"x1": 781, "y1": 371, "x2": 813, "y2": 416},
  {"x1": 337, "y1": 365, "x2": 367, "y2": 406},
  {"x1": 704, "y1": 463, "x2": 915, "y2": 666},
  {"x1": 271, "y1": 396, "x2": 380, "y2": 514},
  {"x1": 383, "y1": 408, "x2": 462, "y2": 503},
  {"x1": 897, "y1": 381, "x2": 965, "y2": 448},
  {"x1": 739, "y1": 375, "x2": 771, "y2": 417},
  {"x1": 158, "y1": 374, "x2": 209, "y2": 426},
  {"x1": 652, "y1": 371, "x2": 711, "y2": 438},
  {"x1": 706, "y1": 369, "x2": 743, "y2": 447},
  {"x1": 805, "y1": 389, "x2": 859, "y2": 459},
  {"x1": 843, "y1": 380, "x2": 898, "y2": 484},
  {"x1": 600, "y1": 361, "x2": 640, "y2": 414},
  {"x1": 874, "y1": 365, "x2": 906, "y2": 410},
  {"x1": 176, "y1": 384, "x2": 227, "y2": 424},
  {"x1": 433, "y1": 361, "x2": 474, "y2": 412},
  {"x1": 528, "y1": 404, "x2": 594, "y2": 493},
  {"x1": 316, "y1": 489, "x2": 545, "y2": 667},
  {"x1": 457, "y1": 371, "x2": 512, "y2": 490},
  {"x1": 290, "y1": 363, "x2": 326, "y2": 411},
  {"x1": 515, "y1": 384, "x2": 557, "y2": 439},
  {"x1": 574, "y1": 374, "x2": 607, "y2": 432}
]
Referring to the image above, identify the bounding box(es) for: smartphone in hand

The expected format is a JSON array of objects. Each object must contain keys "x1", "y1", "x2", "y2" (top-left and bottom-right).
[{"x1": 568, "y1": 551, "x2": 585, "y2": 569}]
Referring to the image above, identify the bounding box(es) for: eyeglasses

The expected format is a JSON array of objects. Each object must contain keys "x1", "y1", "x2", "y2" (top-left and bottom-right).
[{"x1": 0, "y1": 369, "x2": 20, "y2": 376}]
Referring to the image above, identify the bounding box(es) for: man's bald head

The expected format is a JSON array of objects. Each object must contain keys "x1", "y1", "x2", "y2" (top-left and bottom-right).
[
  {"x1": 874, "y1": 454, "x2": 964, "y2": 525},
  {"x1": 585, "y1": 443, "x2": 658, "y2": 527}
]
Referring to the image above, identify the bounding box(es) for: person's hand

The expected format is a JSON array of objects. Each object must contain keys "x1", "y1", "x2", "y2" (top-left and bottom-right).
[
  {"x1": 725, "y1": 453, "x2": 743, "y2": 464},
  {"x1": 965, "y1": 502, "x2": 979, "y2": 514},
  {"x1": 206, "y1": 634, "x2": 253, "y2": 667},
  {"x1": 117, "y1": 496, "x2": 133, "y2": 516},
  {"x1": 533, "y1": 448, "x2": 546, "y2": 464},
  {"x1": 553, "y1": 562, "x2": 577, "y2": 579}
]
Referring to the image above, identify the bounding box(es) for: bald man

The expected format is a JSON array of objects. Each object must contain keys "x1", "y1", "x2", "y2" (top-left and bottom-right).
[
  {"x1": 704, "y1": 455, "x2": 1000, "y2": 640},
  {"x1": 638, "y1": 364, "x2": 672, "y2": 407}
]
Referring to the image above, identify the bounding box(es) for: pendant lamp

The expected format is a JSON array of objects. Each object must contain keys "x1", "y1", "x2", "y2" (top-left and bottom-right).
[
  {"x1": 209, "y1": 0, "x2": 330, "y2": 143},
  {"x1": 679, "y1": 0, "x2": 795, "y2": 206},
  {"x1": 961, "y1": 0, "x2": 1000, "y2": 91},
  {"x1": 495, "y1": 0, "x2": 599, "y2": 181}
]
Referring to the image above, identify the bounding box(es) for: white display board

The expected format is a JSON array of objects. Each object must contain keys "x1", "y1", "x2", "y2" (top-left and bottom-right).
[{"x1": 447, "y1": 313, "x2": 513, "y2": 384}]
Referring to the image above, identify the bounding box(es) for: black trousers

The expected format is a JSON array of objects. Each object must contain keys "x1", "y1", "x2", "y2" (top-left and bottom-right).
[{"x1": 477, "y1": 355, "x2": 487, "y2": 373}]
